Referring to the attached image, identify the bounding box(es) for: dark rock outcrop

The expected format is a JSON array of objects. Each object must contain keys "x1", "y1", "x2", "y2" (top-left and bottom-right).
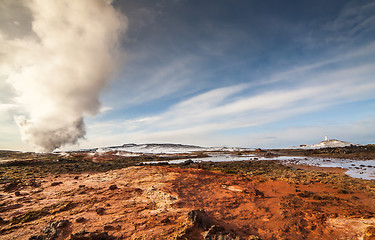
[
  {"x1": 96, "y1": 207, "x2": 105, "y2": 215},
  {"x1": 29, "y1": 220, "x2": 70, "y2": 240},
  {"x1": 70, "y1": 231, "x2": 117, "y2": 240},
  {"x1": 176, "y1": 209, "x2": 250, "y2": 240},
  {"x1": 51, "y1": 182, "x2": 63, "y2": 186},
  {"x1": 3, "y1": 180, "x2": 20, "y2": 192},
  {"x1": 109, "y1": 184, "x2": 117, "y2": 190},
  {"x1": 182, "y1": 160, "x2": 194, "y2": 166},
  {"x1": 187, "y1": 209, "x2": 213, "y2": 231},
  {"x1": 76, "y1": 217, "x2": 86, "y2": 223},
  {"x1": 203, "y1": 225, "x2": 240, "y2": 240}
]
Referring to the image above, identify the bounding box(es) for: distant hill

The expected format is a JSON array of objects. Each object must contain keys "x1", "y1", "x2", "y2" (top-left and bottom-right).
[
  {"x1": 81, "y1": 143, "x2": 252, "y2": 154},
  {"x1": 296, "y1": 138, "x2": 358, "y2": 149}
]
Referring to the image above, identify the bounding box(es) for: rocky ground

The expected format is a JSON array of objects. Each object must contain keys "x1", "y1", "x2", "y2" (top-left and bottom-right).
[
  {"x1": 0, "y1": 148, "x2": 375, "y2": 240},
  {"x1": 269, "y1": 145, "x2": 375, "y2": 160}
]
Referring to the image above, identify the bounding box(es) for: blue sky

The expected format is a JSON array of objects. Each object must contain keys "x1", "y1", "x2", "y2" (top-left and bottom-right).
[{"x1": 1, "y1": 0, "x2": 375, "y2": 151}]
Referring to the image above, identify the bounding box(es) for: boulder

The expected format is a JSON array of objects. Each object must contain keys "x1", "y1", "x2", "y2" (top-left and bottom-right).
[
  {"x1": 96, "y1": 207, "x2": 105, "y2": 215},
  {"x1": 51, "y1": 182, "x2": 63, "y2": 186},
  {"x1": 76, "y1": 217, "x2": 86, "y2": 223},
  {"x1": 70, "y1": 231, "x2": 117, "y2": 240},
  {"x1": 187, "y1": 209, "x2": 213, "y2": 231},
  {"x1": 182, "y1": 160, "x2": 194, "y2": 166},
  {"x1": 203, "y1": 225, "x2": 240, "y2": 240},
  {"x1": 29, "y1": 220, "x2": 70, "y2": 240},
  {"x1": 3, "y1": 180, "x2": 20, "y2": 192},
  {"x1": 109, "y1": 184, "x2": 117, "y2": 190}
]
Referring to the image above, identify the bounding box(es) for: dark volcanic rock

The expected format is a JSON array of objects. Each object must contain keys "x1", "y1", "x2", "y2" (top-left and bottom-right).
[
  {"x1": 96, "y1": 207, "x2": 105, "y2": 215},
  {"x1": 29, "y1": 236, "x2": 46, "y2": 240},
  {"x1": 182, "y1": 160, "x2": 194, "y2": 166},
  {"x1": 103, "y1": 225, "x2": 115, "y2": 231},
  {"x1": 51, "y1": 182, "x2": 63, "y2": 186},
  {"x1": 70, "y1": 231, "x2": 117, "y2": 240},
  {"x1": 203, "y1": 225, "x2": 225, "y2": 238},
  {"x1": 182, "y1": 210, "x2": 246, "y2": 240},
  {"x1": 109, "y1": 184, "x2": 117, "y2": 190},
  {"x1": 43, "y1": 220, "x2": 70, "y2": 236},
  {"x1": 76, "y1": 217, "x2": 86, "y2": 223},
  {"x1": 30, "y1": 220, "x2": 70, "y2": 240},
  {"x1": 55, "y1": 219, "x2": 70, "y2": 228},
  {"x1": 3, "y1": 180, "x2": 20, "y2": 192},
  {"x1": 161, "y1": 217, "x2": 171, "y2": 224},
  {"x1": 203, "y1": 225, "x2": 240, "y2": 240},
  {"x1": 253, "y1": 189, "x2": 265, "y2": 198},
  {"x1": 28, "y1": 179, "x2": 41, "y2": 188},
  {"x1": 187, "y1": 209, "x2": 213, "y2": 231}
]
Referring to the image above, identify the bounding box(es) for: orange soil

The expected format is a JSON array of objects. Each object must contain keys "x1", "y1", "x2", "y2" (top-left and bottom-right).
[{"x1": 1, "y1": 166, "x2": 374, "y2": 240}]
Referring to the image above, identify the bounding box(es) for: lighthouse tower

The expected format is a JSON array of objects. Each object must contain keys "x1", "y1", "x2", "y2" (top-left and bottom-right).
[{"x1": 324, "y1": 136, "x2": 328, "y2": 141}]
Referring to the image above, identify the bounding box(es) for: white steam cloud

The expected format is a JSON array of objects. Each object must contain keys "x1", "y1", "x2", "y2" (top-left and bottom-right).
[{"x1": 0, "y1": 0, "x2": 126, "y2": 152}]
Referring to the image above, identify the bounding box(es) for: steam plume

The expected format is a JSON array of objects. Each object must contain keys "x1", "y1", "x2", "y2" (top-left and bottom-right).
[{"x1": 0, "y1": 0, "x2": 126, "y2": 152}]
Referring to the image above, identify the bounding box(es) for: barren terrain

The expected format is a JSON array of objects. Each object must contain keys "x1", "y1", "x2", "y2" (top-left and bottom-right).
[{"x1": 1, "y1": 147, "x2": 375, "y2": 239}]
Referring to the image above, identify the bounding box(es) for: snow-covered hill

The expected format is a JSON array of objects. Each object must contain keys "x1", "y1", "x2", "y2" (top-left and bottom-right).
[
  {"x1": 92, "y1": 143, "x2": 252, "y2": 154},
  {"x1": 297, "y1": 139, "x2": 357, "y2": 149}
]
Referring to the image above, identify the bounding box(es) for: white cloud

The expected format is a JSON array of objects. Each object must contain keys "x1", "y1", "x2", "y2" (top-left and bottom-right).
[
  {"x1": 79, "y1": 42, "x2": 375, "y2": 149},
  {"x1": 107, "y1": 55, "x2": 199, "y2": 108},
  {"x1": 122, "y1": 70, "x2": 375, "y2": 133},
  {"x1": 99, "y1": 106, "x2": 113, "y2": 114}
]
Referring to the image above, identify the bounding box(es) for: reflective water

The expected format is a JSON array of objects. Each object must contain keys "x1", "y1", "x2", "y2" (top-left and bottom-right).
[{"x1": 144, "y1": 154, "x2": 375, "y2": 180}]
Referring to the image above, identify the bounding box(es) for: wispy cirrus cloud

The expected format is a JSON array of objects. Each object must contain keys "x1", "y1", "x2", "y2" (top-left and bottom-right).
[
  {"x1": 327, "y1": 0, "x2": 375, "y2": 36},
  {"x1": 80, "y1": 42, "x2": 375, "y2": 149},
  {"x1": 123, "y1": 57, "x2": 375, "y2": 130}
]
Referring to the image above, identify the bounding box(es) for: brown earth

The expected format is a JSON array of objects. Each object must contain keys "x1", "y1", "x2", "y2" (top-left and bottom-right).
[
  {"x1": 286, "y1": 164, "x2": 347, "y2": 174},
  {"x1": 267, "y1": 145, "x2": 375, "y2": 160},
  {"x1": 1, "y1": 163, "x2": 375, "y2": 240}
]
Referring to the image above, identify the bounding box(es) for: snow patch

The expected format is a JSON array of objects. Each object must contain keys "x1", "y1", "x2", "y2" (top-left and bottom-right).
[
  {"x1": 295, "y1": 139, "x2": 357, "y2": 149},
  {"x1": 93, "y1": 143, "x2": 252, "y2": 154}
]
